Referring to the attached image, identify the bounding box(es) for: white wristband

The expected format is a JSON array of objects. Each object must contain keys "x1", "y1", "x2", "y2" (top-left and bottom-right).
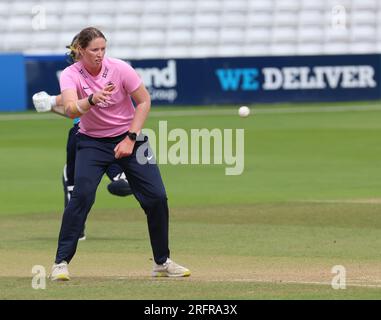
[
  {"x1": 76, "y1": 101, "x2": 88, "y2": 114},
  {"x1": 50, "y1": 95, "x2": 57, "y2": 107}
]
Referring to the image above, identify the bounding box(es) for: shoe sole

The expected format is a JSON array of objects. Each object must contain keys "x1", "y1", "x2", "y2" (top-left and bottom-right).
[
  {"x1": 51, "y1": 274, "x2": 70, "y2": 281},
  {"x1": 152, "y1": 271, "x2": 191, "y2": 278},
  {"x1": 78, "y1": 237, "x2": 86, "y2": 241}
]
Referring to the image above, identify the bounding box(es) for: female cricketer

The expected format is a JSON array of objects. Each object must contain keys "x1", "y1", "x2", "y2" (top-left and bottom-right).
[
  {"x1": 32, "y1": 34, "x2": 133, "y2": 241},
  {"x1": 49, "y1": 27, "x2": 190, "y2": 280}
]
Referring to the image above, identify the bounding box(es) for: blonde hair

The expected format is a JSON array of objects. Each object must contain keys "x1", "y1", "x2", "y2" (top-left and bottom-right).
[
  {"x1": 66, "y1": 34, "x2": 80, "y2": 64},
  {"x1": 77, "y1": 27, "x2": 106, "y2": 49},
  {"x1": 66, "y1": 27, "x2": 107, "y2": 64}
]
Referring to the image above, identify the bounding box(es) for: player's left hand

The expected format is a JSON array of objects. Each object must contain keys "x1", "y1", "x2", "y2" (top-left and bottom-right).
[
  {"x1": 32, "y1": 91, "x2": 52, "y2": 112},
  {"x1": 114, "y1": 137, "x2": 135, "y2": 159}
]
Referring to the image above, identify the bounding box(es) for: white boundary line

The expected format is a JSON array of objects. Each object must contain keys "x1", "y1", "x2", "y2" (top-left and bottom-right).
[
  {"x1": 206, "y1": 279, "x2": 381, "y2": 289},
  {"x1": 0, "y1": 114, "x2": 58, "y2": 121},
  {"x1": 1, "y1": 104, "x2": 381, "y2": 121},
  {"x1": 298, "y1": 199, "x2": 381, "y2": 204},
  {"x1": 113, "y1": 276, "x2": 381, "y2": 288},
  {"x1": 198, "y1": 278, "x2": 381, "y2": 288}
]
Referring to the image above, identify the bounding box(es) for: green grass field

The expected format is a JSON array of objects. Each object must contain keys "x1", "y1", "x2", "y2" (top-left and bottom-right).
[{"x1": 1, "y1": 102, "x2": 381, "y2": 299}]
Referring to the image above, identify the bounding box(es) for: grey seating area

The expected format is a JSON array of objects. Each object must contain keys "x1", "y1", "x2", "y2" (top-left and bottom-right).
[{"x1": 0, "y1": 0, "x2": 379, "y2": 58}]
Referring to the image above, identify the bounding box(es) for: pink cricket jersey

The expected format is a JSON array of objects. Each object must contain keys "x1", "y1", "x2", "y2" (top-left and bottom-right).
[{"x1": 59, "y1": 56, "x2": 142, "y2": 138}]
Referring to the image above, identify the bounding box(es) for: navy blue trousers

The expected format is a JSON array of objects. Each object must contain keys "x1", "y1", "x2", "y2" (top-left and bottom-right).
[
  {"x1": 55, "y1": 132, "x2": 170, "y2": 265},
  {"x1": 63, "y1": 124, "x2": 124, "y2": 207}
]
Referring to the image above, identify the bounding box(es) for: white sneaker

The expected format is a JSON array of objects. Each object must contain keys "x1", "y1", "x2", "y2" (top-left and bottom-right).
[
  {"x1": 78, "y1": 235, "x2": 86, "y2": 241},
  {"x1": 50, "y1": 261, "x2": 70, "y2": 281},
  {"x1": 152, "y1": 258, "x2": 191, "y2": 277}
]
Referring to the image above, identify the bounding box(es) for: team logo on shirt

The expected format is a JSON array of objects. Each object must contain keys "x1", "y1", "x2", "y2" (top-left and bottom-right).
[
  {"x1": 78, "y1": 67, "x2": 109, "y2": 80},
  {"x1": 79, "y1": 69, "x2": 88, "y2": 79},
  {"x1": 102, "y1": 67, "x2": 109, "y2": 78}
]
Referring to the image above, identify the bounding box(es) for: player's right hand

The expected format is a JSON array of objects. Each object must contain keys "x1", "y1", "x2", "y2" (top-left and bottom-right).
[
  {"x1": 33, "y1": 91, "x2": 52, "y2": 112},
  {"x1": 92, "y1": 84, "x2": 115, "y2": 107}
]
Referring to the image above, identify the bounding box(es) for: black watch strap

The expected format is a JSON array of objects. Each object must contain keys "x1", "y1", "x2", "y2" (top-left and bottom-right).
[
  {"x1": 88, "y1": 94, "x2": 95, "y2": 106},
  {"x1": 126, "y1": 131, "x2": 137, "y2": 141}
]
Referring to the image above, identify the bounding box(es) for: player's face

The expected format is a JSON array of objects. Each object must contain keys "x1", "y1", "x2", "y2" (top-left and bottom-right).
[{"x1": 81, "y1": 37, "x2": 106, "y2": 70}]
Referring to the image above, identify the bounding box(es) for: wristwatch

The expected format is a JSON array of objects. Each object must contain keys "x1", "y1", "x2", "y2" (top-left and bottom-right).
[
  {"x1": 88, "y1": 94, "x2": 95, "y2": 106},
  {"x1": 126, "y1": 131, "x2": 137, "y2": 141}
]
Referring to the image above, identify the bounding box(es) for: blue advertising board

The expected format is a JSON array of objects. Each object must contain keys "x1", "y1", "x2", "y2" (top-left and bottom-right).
[
  {"x1": 0, "y1": 54, "x2": 27, "y2": 111},
  {"x1": 25, "y1": 55, "x2": 68, "y2": 109},
  {"x1": 209, "y1": 54, "x2": 381, "y2": 103},
  {"x1": 25, "y1": 54, "x2": 381, "y2": 109}
]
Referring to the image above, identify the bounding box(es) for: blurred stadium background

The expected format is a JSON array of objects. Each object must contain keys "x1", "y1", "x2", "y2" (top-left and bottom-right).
[
  {"x1": 2, "y1": 0, "x2": 381, "y2": 110},
  {"x1": 0, "y1": 0, "x2": 379, "y2": 57},
  {"x1": 2, "y1": 0, "x2": 381, "y2": 300}
]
